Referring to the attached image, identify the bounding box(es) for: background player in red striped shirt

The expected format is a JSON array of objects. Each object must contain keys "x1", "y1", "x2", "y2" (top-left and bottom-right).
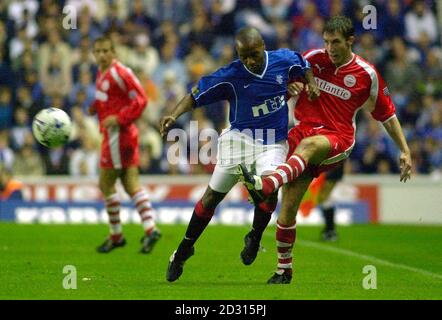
[
  {"x1": 239, "y1": 16, "x2": 412, "y2": 284},
  {"x1": 91, "y1": 36, "x2": 161, "y2": 253}
]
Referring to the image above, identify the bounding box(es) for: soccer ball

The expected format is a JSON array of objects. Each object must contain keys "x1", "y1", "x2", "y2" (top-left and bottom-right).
[{"x1": 32, "y1": 108, "x2": 72, "y2": 148}]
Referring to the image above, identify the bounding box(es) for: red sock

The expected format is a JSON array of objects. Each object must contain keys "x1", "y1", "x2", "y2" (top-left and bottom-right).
[
  {"x1": 276, "y1": 220, "x2": 297, "y2": 275},
  {"x1": 262, "y1": 154, "x2": 307, "y2": 195},
  {"x1": 131, "y1": 189, "x2": 156, "y2": 235}
]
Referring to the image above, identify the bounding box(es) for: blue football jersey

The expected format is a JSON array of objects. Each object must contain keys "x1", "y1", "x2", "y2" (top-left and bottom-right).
[{"x1": 191, "y1": 49, "x2": 310, "y2": 144}]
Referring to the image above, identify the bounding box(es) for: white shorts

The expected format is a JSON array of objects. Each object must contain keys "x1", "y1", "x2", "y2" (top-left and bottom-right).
[{"x1": 209, "y1": 129, "x2": 288, "y2": 193}]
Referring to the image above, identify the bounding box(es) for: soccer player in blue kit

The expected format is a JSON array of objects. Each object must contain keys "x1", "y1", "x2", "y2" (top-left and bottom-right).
[{"x1": 160, "y1": 27, "x2": 319, "y2": 282}]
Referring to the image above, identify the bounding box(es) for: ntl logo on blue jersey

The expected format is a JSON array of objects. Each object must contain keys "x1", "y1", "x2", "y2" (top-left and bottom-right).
[{"x1": 252, "y1": 95, "x2": 286, "y2": 117}]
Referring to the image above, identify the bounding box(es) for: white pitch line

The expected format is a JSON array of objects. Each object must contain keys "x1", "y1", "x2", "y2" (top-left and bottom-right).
[{"x1": 298, "y1": 239, "x2": 442, "y2": 280}]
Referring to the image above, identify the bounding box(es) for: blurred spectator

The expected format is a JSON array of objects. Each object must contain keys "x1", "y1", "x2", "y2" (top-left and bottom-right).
[
  {"x1": 405, "y1": 0, "x2": 439, "y2": 46},
  {"x1": 22, "y1": 70, "x2": 44, "y2": 106},
  {"x1": 329, "y1": 0, "x2": 345, "y2": 17},
  {"x1": 139, "y1": 144, "x2": 163, "y2": 174},
  {"x1": 183, "y1": 11, "x2": 214, "y2": 54},
  {"x1": 69, "y1": 131, "x2": 99, "y2": 177},
  {"x1": 9, "y1": 27, "x2": 29, "y2": 62},
  {"x1": 408, "y1": 138, "x2": 432, "y2": 174},
  {"x1": 40, "y1": 50, "x2": 72, "y2": 98},
  {"x1": 7, "y1": 0, "x2": 39, "y2": 29},
  {"x1": 353, "y1": 32, "x2": 384, "y2": 66},
  {"x1": 151, "y1": 20, "x2": 180, "y2": 50},
  {"x1": 152, "y1": 41, "x2": 188, "y2": 88},
  {"x1": 184, "y1": 43, "x2": 216, "y2": 80},
  {"x1": 291, "y1": 1, "x2": 319, "y2": 39},
  {"x1": 377, "y1": 0, "x2": 405, "y2": 42},
  {"x1": 41, "y1": 145, "x2": 70, "y2": 175},
  {"x1": 215, "y1": 43, "x2": 235, "y2": 68},
  {"x1": 138, "y1": 118, "x2": 163, "y2": 158},
  {"x1": 16, "y1": 86, "x2": 39, "y2": 119},
  {"x1": 0, "y1": 130, "x2": 14, "y2": 170},
  {"x1": 272, "y1": 19, "x2": 291, "y2": 49},
  {"x1": 14, "y1": 49, "x2": 37, "y2": 81},
  {"x1": 153, "y1": 70, "x2": 186, "y2": 125},
  {"x1": 400, "y1": 96, "x2": 421, "y2": 134},
  {"x1": 68, "y1": 69, "x2": 95, "y2": 109},
  {"x1": 69, "y1": 105, "x2": 100, "y2": 147},
  {"x1": 296, "y1": 16, "x2": 324, "y2": 52},
  {"x1": 65, "y1": 0, "x2": 108, "y2": 22},
  {"x1": 147, "y1": 0, "x2": 192, "y2": 26},
  {"x1": 13, "y1": 139, "x2": 45, "y2": 176},
  {"x1": 46, "y1": 92, "x2": 66, "y2": 111},
  {"x1": 10, "y1": 107, "x2": 32, "y2": 151},
  {"x1": 37, "y1": 0, "x2": 60, "y2": 20},
  {"x1": 384, "y1": 37, "x2": 423, "y2": 112},
  {"x1": 0, "y1": 87, "x2": 13, "y2": 130},
  {"x1": 71, "y1": 37, "x2": 97, "y2": 84},
  {"x1": 417, "y1": 48, "x2": 442, "y2": 96},
  {"x1": 208, "y1": 0, "x2": 236, "y2": 38},
  {"x1": 101, "y1": 2, "x2": 125, "y2": 32},
  {"x1": 357, "y1": 119, "x2": 398, "y2": 168},
  {"x1": 0, "y1": 162, "x2": 23, "y2": 201},
  {"x1": 261, "y1": 0, "x2": 293, "y2": 22},
  {"x1": 0, "y1": 20, "x2": 6, "y2": 48},
  {"x1": 128, "y1": 0, "x2": 157, "y2": 34},
  {"x1": 0, "y1": 49, "x2": 14, "y2": 89},
  {"x1": 127, "y1": 32, "x2": 159, "y2": 78},
  {"x1": 38, "y1": 28, "x2": 71, "y2": 66},
  {"x1": 38, "y1": 29, "x2": 72, "y2": 97},
  {"x1": 68, "y1": 6, "x2": 102, "y2": 47},
  {"x1": 17, "y1": 7, "x2": 39, "y2": 39},
  {"x1": 108, "y1": 29, "x2": 131, "y2": 65}
]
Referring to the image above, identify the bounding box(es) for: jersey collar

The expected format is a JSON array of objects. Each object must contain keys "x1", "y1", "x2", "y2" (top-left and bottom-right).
[
  {"x1": 334, "y1": 53, "x2": 355, "y2": 75},
  {"x1": 243, "y1": 51, "x2": 268, "y2": 79}
]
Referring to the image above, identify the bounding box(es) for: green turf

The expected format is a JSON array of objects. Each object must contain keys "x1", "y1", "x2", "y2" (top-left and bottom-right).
[{"x1": 0, "y1": 223, "x2": 441, "y2": 300}]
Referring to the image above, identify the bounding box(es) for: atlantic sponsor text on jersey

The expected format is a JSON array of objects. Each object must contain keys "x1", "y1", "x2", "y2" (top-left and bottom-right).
[{"x1": 315, "y1": 77, "x2": 351, "y2": 100}]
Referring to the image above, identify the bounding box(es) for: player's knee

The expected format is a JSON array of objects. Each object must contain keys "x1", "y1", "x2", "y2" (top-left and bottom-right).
[
  {"x1": 297, "y1": 137, "x2": 329, "y2": 164},
  {"x1": 98, "y1": 180, "x2": 108, "y2": 194},
  {"x1": 299, "y1": 137, "x2": 320, "y2": 152},
  {"x1": 201, "y1": 188, "x2": 225, "y2": 209}
]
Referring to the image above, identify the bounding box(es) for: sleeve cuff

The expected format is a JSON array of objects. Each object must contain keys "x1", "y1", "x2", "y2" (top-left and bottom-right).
[{"x1": 382, "y1": 114, "x2": 397, "y2": 124}]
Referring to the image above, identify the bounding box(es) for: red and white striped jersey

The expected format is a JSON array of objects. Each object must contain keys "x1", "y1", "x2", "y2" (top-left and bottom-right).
[
  {"x1": 93, "y1": 59, "x2": 147, "y2": 133},
  {"x1": 294, "y1": 49, "x2": 396, "y2": 149}
]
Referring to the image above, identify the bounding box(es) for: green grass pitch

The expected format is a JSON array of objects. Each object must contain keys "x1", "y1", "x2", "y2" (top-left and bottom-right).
[{"x1": 1, "y1": 223, "x2": 441, "y2": 300}]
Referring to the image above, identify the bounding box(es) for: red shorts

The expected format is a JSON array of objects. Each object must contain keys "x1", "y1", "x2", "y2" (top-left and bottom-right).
[
  {"x1": 287, "y1": 123, "x2": 353, "y2": 177},
  {"x1": 100, "y1": 127, "x2": 139, "y2": 169}
]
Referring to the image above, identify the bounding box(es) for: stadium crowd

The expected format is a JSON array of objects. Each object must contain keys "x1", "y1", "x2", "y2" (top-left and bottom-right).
[{"x1": 0, "y1": 0, "x2": 441, "y2": 178}]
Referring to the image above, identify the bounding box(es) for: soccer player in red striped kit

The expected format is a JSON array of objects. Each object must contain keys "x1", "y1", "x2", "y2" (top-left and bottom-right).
[
  {"x1": 239, "y1": 16, "x2": 412, "y2": 284},
  {"x1": 90, "y1": 36, "x2": 161, "y2": 253}
]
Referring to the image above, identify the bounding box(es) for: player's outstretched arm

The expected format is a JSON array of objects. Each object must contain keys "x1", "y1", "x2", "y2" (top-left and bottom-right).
[
  {"x1": 304, "y1": 69, "x2": 320, "y2": 101},
  {"x1": 160, "y1": 94, "x2": 196, "y2": 137},
  {"x1": 382, "y1": 116, "x2": 412, "y2": 182}
]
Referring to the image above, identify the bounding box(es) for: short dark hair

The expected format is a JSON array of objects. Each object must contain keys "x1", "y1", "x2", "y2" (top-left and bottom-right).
[
  {"x1": 323, "y1": 16, "x2": 354, "y2": 39},
  {"x1": 94, "y1": 35, "x2": 114, "y2": 50}
]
